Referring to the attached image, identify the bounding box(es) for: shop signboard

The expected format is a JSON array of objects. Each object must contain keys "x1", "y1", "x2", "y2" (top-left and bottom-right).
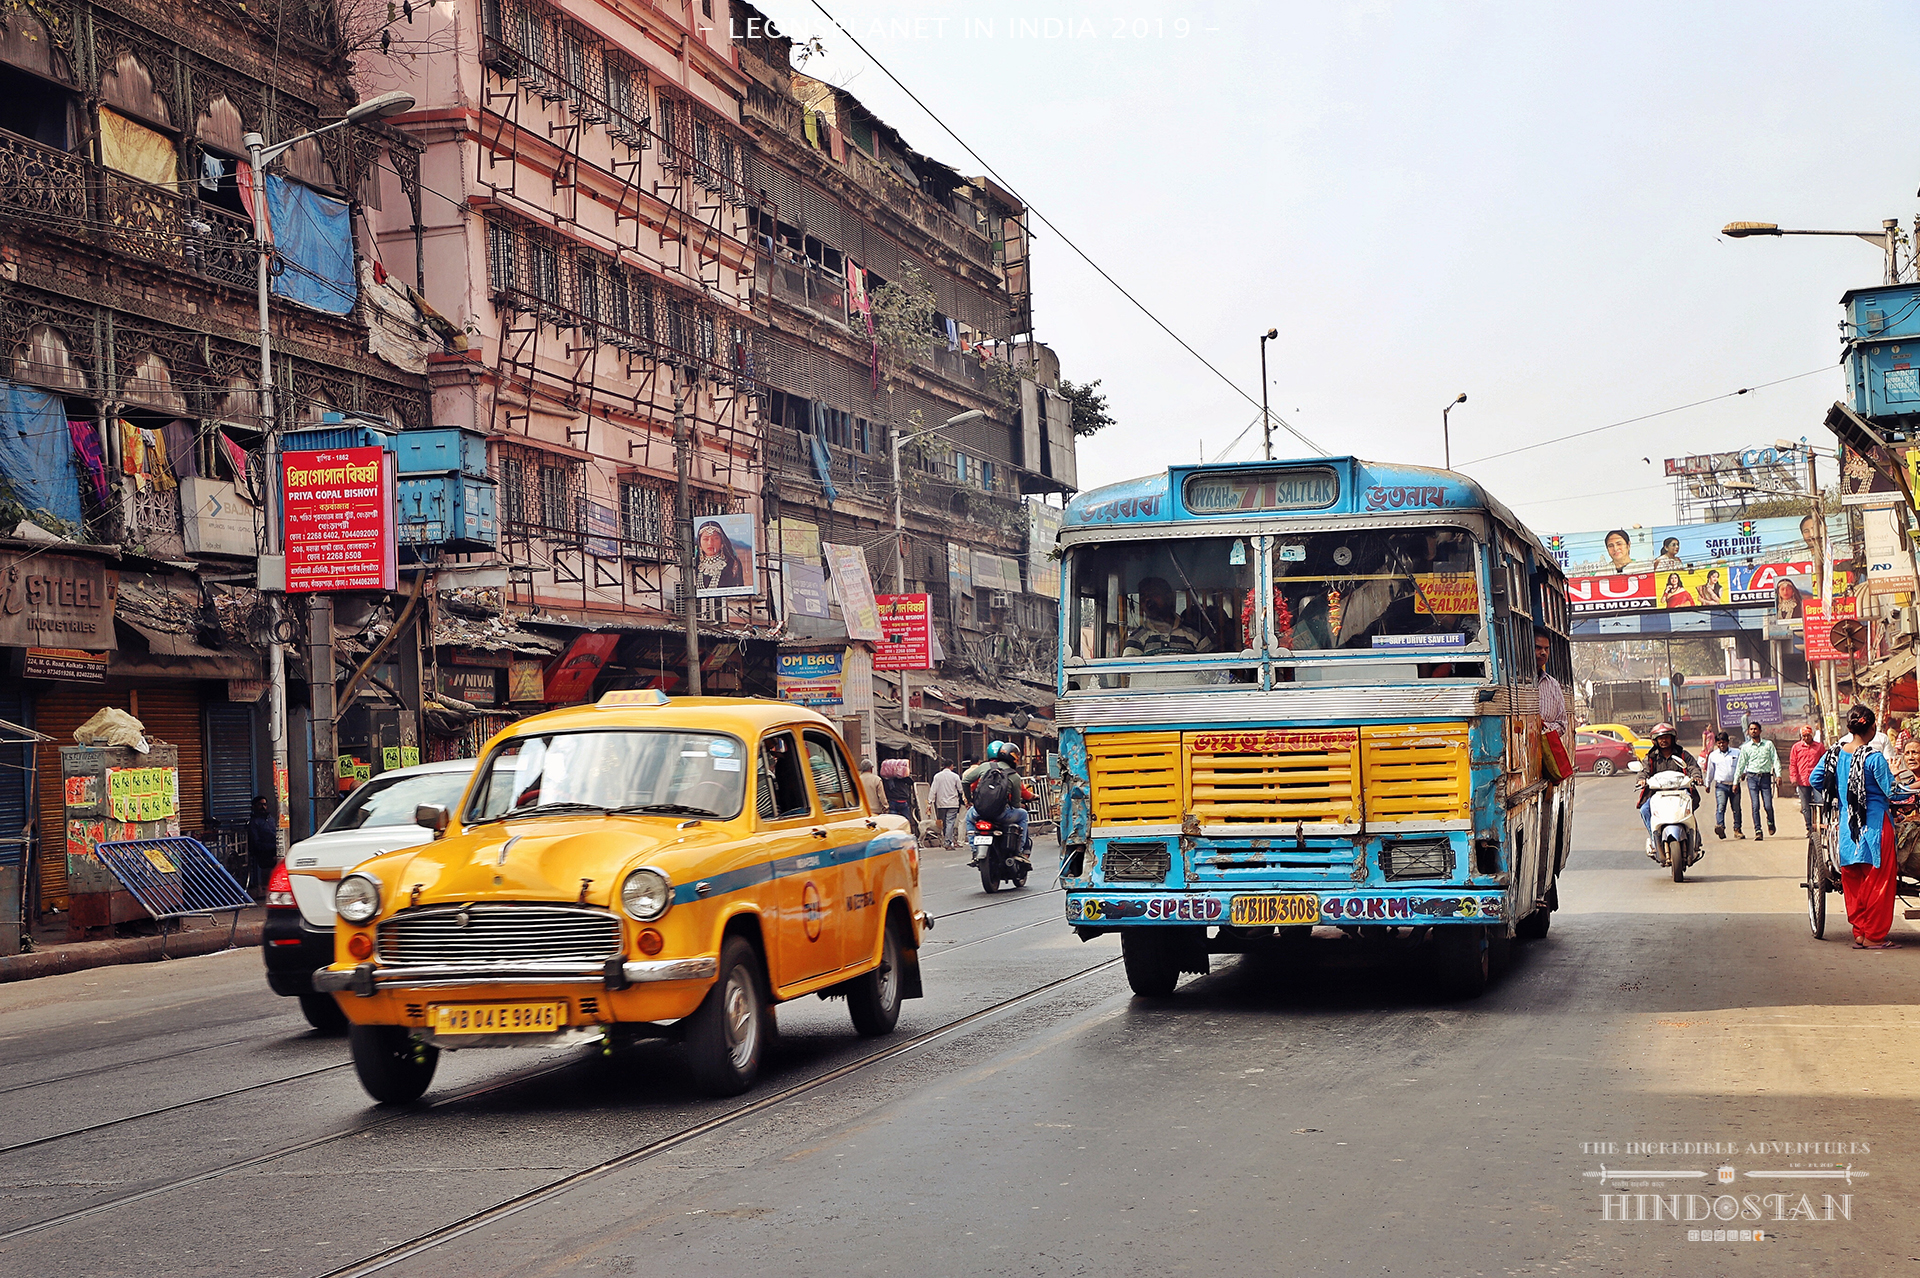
[
  {"x1": 1544, "y1": 514, "x2": 1841, "y2": 576},
  {"x1": 0, "y1": 550, "x2": 117, "y2": 649},
  {"x1": 1803, "y1": 596, "x2": 1863, "y2": 663},
  {"x1": 282, "y1": 447, "x2": 397, "y2": 592},
  {"x1": 508, "y1": 660, "x2": 545, "y2": 702},
  {"x1": 25, "y1": 648, "x2": 106, "y2": 682},
  {"x1": 544, "y1": 633, "x2": 619, "y2": 703},
  {"x1": 1715, "y1": 680, "x2": 1783, "y2": 729},
  {"x1": 438, "y1": 666, "x2": 502, "y2": 706},
  {"x1": 776, "y1": 649, "x2": 844, "y2": 706},
  {"x1": 872, "y1": 594, "x2": 932, "y2": 671}
]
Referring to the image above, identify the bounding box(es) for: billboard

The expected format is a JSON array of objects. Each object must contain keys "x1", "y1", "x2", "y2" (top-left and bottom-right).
[
  {"x1": 1568, "y1": 560, "x2": 1848, "y2": 617},
  {"x1": 823, "y1": 543, "x2": 883, "y2": 641},
  {"x1": 776, "y1": 649, "x2": 844, "y2": 706},
  {"x1": 1543, "y1": 514, "x2": 1838, "y2": 576},
  {"x1": 1027, "y1": 499, "x2": 1064, "y2": 598},
  {"x1": 872, "y1": 593, "x2": 933, "y2": 670},
  {"x1": 1714, "y1": 680, "x2": 1783, "y2": 729},
  {"x1": 693, "y1": 512, "x2": 758, "y2": 599},
  {"x1": 282, "y1": 447, "x2": 396, "y2": 593}
]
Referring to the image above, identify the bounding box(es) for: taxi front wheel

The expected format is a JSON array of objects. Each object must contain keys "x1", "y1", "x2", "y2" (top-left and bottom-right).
[
  {"x1": 684, "y1": 936, "x2": 768, "y2": 1097},
  {"x1": 847, "y1": 919, "x2": 903, "y2": 1036},
  {"x1": 349, "y1": 1024, "x2": 440, "y2": 1104}
]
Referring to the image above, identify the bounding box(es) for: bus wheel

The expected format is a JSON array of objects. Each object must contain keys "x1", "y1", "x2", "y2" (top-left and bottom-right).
[
  {"x1": 1121, "y1": 930, "x2": 1179, "y2": 997},
  {"x1": 1486, "y1": 925, "x2": 1513, "y2": 973},
  {"x1": 1516, "y1": 882, "x2": 1556, "y2": 940},
  {"x1": 1432, "y1": 926, "x2": 1489, "y2": 1000}
]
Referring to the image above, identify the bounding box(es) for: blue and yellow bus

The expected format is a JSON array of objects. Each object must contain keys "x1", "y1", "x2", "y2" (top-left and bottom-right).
[{"x1": 1054, "y1": 457, "x2": 1571, "y2": 997}]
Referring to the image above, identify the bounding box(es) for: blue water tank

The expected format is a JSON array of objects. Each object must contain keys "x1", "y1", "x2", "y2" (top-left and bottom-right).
[
  {"x1": 396, "y1": 428, "x2": 489, "y2": 479},
  {"x1": 396, "y1": 473, "x2": 498, "y2": 549},
  {"x1": 282, "y1": 415, "x2": 396, "y2": 453},
  {"x1": 1845, "y1": 336, "x2": 1920, "y2": 419},
  {"x1": 1842, "y1": 283, "x2": 1920, "y2": 341}
]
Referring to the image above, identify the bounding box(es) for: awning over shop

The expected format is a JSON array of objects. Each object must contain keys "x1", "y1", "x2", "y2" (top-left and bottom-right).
[
  {"x1": 113, "y1": 618, "x2": 264, "y2": 679},
  {"x1": 1857, "y1": 646, "x2": 1917, "y2": 690}
]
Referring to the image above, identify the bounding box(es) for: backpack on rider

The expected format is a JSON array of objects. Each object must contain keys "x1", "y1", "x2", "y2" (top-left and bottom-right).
[{"x1": 972, "y1": 763, "x2": 1016, "y2": 821}]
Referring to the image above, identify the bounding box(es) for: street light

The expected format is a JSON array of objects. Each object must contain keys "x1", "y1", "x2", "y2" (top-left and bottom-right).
[
  {"x1": 1258, "y1": 328, "x2": 1278, "y2": 461},
  {"x1": 241, "y1": 89, "x2": 414, "y2": 854},
  {"x1": 1721, "y1": 219, "x2": 1903, "y2": 284},
  {"x1": 889, "y1": 408, "x2": 984, "y2": 731},
  {"x1": 1441, "y1": 392, "x2": 1467, "y2": 470}
]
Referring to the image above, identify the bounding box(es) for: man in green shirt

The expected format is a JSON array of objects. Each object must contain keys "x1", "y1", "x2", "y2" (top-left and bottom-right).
[{"x1": 1733, "y1": 721, "x2": 1780, "y2": 840}]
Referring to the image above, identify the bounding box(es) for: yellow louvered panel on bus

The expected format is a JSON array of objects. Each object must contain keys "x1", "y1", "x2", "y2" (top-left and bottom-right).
[
  {"x1": 1184, "y1": 728, "x2": 1360, "y2": 825},
  {"x1": 1362, "y1": 723, "x2": 1471, "y2": 824},
  {"x1": 1087, "y1": 731, "x2": 1185, "y2": 824}
]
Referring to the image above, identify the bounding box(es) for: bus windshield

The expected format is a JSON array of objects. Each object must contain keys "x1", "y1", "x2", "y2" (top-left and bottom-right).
[{"x1": 1066, "y1": 526, "x2": 1484, "y2": 661}]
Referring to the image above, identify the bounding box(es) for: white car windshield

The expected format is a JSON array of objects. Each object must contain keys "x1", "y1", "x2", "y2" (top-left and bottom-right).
[
  {"x1": 464, "y1": 730, "x2": 748, "y2": 823},
  {"x1": 324, "y1": 769, "x2": 472, "y2": 832}
]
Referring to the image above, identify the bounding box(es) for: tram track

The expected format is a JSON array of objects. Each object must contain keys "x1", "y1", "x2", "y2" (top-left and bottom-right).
[
  {"x1": 0, "y1": 1061, "x2": 353, "y2": 1155},
  {"x1": 0, "y1": 1034, "x2": 259, "y2": 1097}
]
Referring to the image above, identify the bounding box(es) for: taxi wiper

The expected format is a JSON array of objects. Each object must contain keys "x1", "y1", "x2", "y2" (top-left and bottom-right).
[
  {"x1": 613, "y1": 802, "x2": 722, "y2": 817},
  {"x1": 501, "y1": 800, "x2": 609, "y2": 819}
]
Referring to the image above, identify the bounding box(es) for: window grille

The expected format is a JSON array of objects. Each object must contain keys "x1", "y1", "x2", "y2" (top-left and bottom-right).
[
  {"x1": 621, "y1": 482, "x2": 667, "y2": 557},
  {"x1": 607, "y1": 269, "x2": 632, "y2": 339},
  {"x1": 576, "y1": 257, "x2": 600, "y2": 331},
  {"x1": 656, "y1": 93, "x2": 685, "y2": 171},
  {"x1": 486, "y1": 219, "x2": 517, "y2": 296},
  {"x1": 605, "y1": 53, "x2": 650, "y2": 146},
  {"x1": 500, "y1": 454, "x2": 526, "y2": 526},
  {"x1": 539, "y1": 464, "x2": 575, "y2": 532}
]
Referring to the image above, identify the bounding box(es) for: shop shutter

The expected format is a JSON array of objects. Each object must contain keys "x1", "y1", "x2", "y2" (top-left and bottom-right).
[
  {"x1": 204, "y1": 703, "x2": 257, "y2": 825},
  {"x1": 130, "y1": 687, "x2": 207, "y2": 835},
  {"x1": 33, "y1": 686, "x2": 134, "y2": 909},
  {"x1": 0, "y1": 687, "x2": 29, "y2": 867}
]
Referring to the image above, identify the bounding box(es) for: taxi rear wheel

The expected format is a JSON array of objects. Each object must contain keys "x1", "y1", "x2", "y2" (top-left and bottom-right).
[
  {"x1": 348, "y1": 1024, "x2": 439, "y2": 1104},
  {"x1": 299, "y1": 992, "x2": 349, "y2": 1035},
  {"x1": 847, "y1": 918, "x2": 903, "y2": 1036},
  {"x1": 684, "y1": 935, "x2": 767, "y2": 1097}
]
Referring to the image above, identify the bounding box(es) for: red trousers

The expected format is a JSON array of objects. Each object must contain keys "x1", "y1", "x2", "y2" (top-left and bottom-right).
[{"x1": 1841, "y1": 817, "x2": 1900, "y2": 945}]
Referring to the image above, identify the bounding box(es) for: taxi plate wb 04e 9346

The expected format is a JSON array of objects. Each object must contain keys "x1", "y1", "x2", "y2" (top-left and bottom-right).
[
  {"x1": 430, "y1": 1001, "x2": 567, "y2": 1034},
  {"x1": 1229, "y1": 894, "x2": 1320, "y2": 926}
]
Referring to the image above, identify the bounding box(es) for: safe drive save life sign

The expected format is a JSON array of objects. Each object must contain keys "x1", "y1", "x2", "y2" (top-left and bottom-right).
[{"x1": 283, "y1": 447, "x2": 397, "y2": 592}]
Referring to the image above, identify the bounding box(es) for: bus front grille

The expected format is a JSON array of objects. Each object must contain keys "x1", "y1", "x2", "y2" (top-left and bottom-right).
[
  {"x1": 1087, "y1": 732, "x2": 1184, "y2": 824},
  {"x1": 1362, "y1": 724, "x2": 1471, "y2": 824},
  {"x1": 1185, "y1": 728, "x2": 1359, "y2": 825}
]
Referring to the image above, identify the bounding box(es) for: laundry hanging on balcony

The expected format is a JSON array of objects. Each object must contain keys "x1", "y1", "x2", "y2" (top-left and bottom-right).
[
  {"x1": 266, "y1": 175, "x2": 357, "y2": 316},
  {"x1": 96, "y1": 108, "x2": 178, "y2": 187},
  {"x1": 68, "y1": 420, "x2": 108, "y2": 504},
  {"x1": 0, "y1": 380, "x2": 83, "y2": 529}
]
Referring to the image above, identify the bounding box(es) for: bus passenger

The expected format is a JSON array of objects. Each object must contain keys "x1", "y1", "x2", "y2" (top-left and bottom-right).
[{"x1": 1124, "y1": 577, "x2": 1209, "y2": 657}]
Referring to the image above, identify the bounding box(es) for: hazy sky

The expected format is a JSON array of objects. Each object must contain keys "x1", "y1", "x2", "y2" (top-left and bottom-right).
[{"x1": 753, "y1": 0, "x2": 1919, "y2": 536}]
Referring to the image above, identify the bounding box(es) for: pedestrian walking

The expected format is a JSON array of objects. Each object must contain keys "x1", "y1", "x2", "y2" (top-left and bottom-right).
[
  {"x1": 1705, "y1": 732, "x2": 1742, "y2": 839},
  {"x1": 1808, "y1": 705, "x2": 1904, "y2": 949},
  {"x1": 930, "y1": 761, "x2": 964, "y2": 849},
  {"x1": 246, "y1": 795, "x2": 277, "y2": 898},
  {"x1": 881, "y1": 760, "x2": 914, "y2": 822},
  {"x1": 1789, "y1": 724, "x2": 1823, "y2": 836},
  {"x1": 1734, "y1": 720, "x2": 1779, "y2": 840},
  {"x1": 858, "y1": 759, "x2": 886, "y2": 814}
]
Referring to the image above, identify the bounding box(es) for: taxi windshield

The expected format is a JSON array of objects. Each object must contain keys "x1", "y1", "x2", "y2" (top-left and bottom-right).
[{"x1": 464, "y1": 729, "x2": 747, "y2": 823}]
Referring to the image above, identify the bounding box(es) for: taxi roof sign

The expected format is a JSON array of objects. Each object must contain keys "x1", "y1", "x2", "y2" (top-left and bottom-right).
[{"x1": 597, "y1": 689, "x2": 669, "y2": 709}]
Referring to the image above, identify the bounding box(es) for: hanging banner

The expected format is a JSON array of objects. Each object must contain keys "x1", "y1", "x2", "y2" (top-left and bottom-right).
[
  {"x1": 872, "y1": 593, "x2": 932, "y2": 671},
  {"x1": 584, "y1": 499, "x2": 619, "y2": 558},
  {"x1": 1715, "y1": 680, "x2": 1783, "y2": 729},
  {"x1": 823, "y1": 542, "x2": 883, "y2": 641},
  {"x1": 783, "y1": 559, "x2": 831, "y2": 619},
  {"x1": 544, "y1": 632, "x2": 620, "y2": 703},
  {"x1": 693, "y1": 512, "x2": 759, "y2": 599},
  {"x1": 776, "y1": 649, "x2": 844, "y2": 706},
  {"x1": 1863, "y1": 506, "x2": 1917, "y2": 595},
  {"x1": 1027, "y1": 499, "x2": 1064, "y2": 598},
  {"x1": 282, "y1": 447, "x2": 397, "y2": 592},
  {"x1": 1803, "y1": 596, "x2": 1864, "y2": 662}
]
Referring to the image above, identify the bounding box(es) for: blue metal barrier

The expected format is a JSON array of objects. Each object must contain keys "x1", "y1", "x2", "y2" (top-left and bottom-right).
[{"x1": 90, "y1": 837, "x2": 254, "y2": 954}]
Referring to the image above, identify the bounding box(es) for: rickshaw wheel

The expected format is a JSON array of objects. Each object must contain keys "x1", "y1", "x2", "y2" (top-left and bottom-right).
[{"x1": 1805, "y1": 834, "x2": 1827, "y2": 940}]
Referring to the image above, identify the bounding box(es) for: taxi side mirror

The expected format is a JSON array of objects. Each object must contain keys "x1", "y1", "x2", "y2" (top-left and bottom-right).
[{"x1": 415, "y1": 803, "x2": 450, "y2": 835}]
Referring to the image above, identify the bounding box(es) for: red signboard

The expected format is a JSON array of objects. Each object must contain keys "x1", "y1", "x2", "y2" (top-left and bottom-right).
[
  {"x1": 544, "y1": 632, "x2": 620, "y2": 703},
  {"x1": 1803, "y1": 596, "x2": 1862, "y2": 663},
  {"x1": 1190, "y1": 728, "x2": 1359, "y2": 754},
  {"x1": 872, "y1": 594, "x2": 932, "y2": 671},
  {"x1": 283, "y1": 447, "x2": 396, "y2": 593}
]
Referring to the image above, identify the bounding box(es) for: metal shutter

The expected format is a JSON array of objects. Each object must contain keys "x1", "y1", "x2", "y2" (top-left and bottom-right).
[
  {"x1": 204, "y1": 703, "x2": 257, "y2": 825},
  {"x1": 0, "y1": 687, "x2": 28, "y2": 867},
  {"x1": 33, "y1": 687, "x2": 135, "y2": 908},
  {"x1": 125, "y1": 688, "x2": 208, "y2": 835}
]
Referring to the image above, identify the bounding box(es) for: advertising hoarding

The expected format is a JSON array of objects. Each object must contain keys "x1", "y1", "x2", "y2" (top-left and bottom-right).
[
  {"x1": 283, "y1": 447, "x2": 396, "y2": 593},
  {"x1": 872, "y1": 594, "x2": 932, "y2": 671}
]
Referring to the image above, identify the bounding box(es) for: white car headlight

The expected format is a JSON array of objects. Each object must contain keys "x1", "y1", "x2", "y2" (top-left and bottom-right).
[
  {"x1": 620, "y1": 868, "x2": 672, "y2": 921},
  {"x1": 335, "y1": 874, "x2": 381, "y2": 924}
]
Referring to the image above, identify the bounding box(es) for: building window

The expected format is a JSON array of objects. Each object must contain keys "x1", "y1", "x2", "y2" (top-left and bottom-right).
[
  {"x1": 501, "y1": 454, "x2": 525, "y2": 526},
  {"x1": 527, "y1": 239, "x2": 560, "y2": 305},
  {"x1": 607, "y1": 268, "x2": 632, "y2": 336},
  {"x1": 621, "y1": 482, "x2": 665, "y2": 555},
  {"x1": 577, "y1": 257, "x2": 600, "y2": 327},
  {"x1": 538, "y1": 464, "x2": 574, "y2": 531},
  {"x1": 487, "y1": 220, "x2": 517, "y2": 295}
]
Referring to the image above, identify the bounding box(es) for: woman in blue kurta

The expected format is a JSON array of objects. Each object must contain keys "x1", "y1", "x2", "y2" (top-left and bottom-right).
[{"x1": 1808, "y1": 704, "x2": 1903, "y2": 949}]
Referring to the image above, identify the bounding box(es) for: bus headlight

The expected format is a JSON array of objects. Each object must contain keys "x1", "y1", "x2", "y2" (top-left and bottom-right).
[
  {"x1": 335, "y1": 874, "x2": 381, "y2": 924},
  {"x1": 621, "y1": 868, "x2": 672, "y2": 921}
]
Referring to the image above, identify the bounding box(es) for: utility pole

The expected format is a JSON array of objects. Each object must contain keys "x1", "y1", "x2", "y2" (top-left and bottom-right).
[
  {"x1": 674, "y1": 372, "x2": 701, "y2": 696},
  {"x1": 890, "y1": 421, "x2": 910, "y2": 730},
  {"x1": 1809, "y1": 445, "x2": 1835, "y2": 738},
  {"x1": 1258, "y1": 328, "x2": 1277, "y2": 461},
  {"x1": 245, "y1": 133, "x2": 290, "y2": 858}
]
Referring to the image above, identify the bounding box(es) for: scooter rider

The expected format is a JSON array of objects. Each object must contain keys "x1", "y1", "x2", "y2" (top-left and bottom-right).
[
  {"x1": 1635, "y1": 723, "x2": 1701, "y2": 846},
  {"x1": 962, "y1": 742, "x2": 1035, "y2": 868}
]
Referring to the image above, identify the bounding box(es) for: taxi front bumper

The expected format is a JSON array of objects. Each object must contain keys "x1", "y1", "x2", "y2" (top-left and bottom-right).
[{"x1": 313, "y1": 956, "x2": 718, "y2": 995}]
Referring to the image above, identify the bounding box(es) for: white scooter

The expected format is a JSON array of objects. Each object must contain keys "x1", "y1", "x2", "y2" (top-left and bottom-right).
[{"x1": 1631, "y1": 763, "x2": 1702, "y2": 882}]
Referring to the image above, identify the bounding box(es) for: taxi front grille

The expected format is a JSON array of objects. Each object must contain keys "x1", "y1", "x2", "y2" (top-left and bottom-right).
[{"x1": 377, "y1": 904, "x2": 623, "y2": 967}]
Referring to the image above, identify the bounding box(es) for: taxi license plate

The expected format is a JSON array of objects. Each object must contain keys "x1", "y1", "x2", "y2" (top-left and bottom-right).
[
  {"x1": 1229, "y1": 894, "x2": 1320, "y2": 926},
  {"x1": 430, "y1": 1001, "x2": 566, "y2": 1035}
]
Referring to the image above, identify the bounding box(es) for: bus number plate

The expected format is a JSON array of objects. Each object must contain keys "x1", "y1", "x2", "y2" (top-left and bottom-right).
[{"x1": 1229, "y1": 894, "x2": 1320, "y2": 926}]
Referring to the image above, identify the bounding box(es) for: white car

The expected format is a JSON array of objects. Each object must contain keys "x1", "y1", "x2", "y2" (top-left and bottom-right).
[{"x1": 263, "y1": 758, "x2": 476, "y2": 1032}]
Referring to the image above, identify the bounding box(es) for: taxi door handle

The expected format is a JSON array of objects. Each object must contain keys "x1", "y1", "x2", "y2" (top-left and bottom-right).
[{"x1": 811, "y1": 827, "x2": 829, "y2": 839}]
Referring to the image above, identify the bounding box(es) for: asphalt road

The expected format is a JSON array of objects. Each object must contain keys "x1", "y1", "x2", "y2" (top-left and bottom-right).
[{"x1": 2, "y1": 782, "x2": 1915, "y2": 1277}]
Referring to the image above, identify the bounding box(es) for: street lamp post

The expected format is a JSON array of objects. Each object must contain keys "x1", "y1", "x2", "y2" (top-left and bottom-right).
[
  {"x1": 889, "y1": 409, "x2": 984, "y2": 731},
  {"x1": 1258, "y1": 328, "x2": 1277, "y2": 461},
  {"x1": 241, "y1": 90, "x2": 412, "y2": 852},
  {"x1": 1441, "y1": 393, "x2": 1467, "y2": 470},
  {"x1": 1721, "y1": 220, "x2": 1905, "y2": 285}
]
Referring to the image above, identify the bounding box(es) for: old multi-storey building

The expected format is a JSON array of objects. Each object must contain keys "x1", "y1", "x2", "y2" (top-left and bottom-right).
[{"x1": 0, "y1": 0, "x2": 430, "y2": 921}]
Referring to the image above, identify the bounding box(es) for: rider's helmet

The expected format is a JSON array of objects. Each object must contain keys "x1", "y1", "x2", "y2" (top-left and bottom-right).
[
  {"x1": 987, "y1": 741, "x2": 1021, "y2": 766},
  {"x1": 1651, "y1": 722, "x2": 1676, "y2": 744}
]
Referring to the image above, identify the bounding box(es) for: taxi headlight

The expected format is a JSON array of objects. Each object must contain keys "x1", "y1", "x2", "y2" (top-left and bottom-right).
[
  {"x1": 620, "y1": 868, "x2": 672, "y2": 921},
  {"x1": 335, "y1": 874, "x2": 381, "y2": 924}
]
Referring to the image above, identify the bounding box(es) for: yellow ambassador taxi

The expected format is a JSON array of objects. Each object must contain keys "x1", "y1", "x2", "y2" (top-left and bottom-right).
[{"x1": 313, "y1": 691, "x2": 929, "y2": 1103}]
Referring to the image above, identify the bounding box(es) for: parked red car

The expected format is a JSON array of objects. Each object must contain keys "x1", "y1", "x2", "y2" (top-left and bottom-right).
[{"x1": 1574, "y1": 730, "x2": 1635, "y2": 777}]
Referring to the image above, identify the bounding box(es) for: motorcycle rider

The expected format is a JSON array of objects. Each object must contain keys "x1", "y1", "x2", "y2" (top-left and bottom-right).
[
  {"x1": 1635, "y1": 723, "x2": 1701, "y2": 853},
  {"x1": 962, "y1": 742, "x2": 1035, "y2": 868}
]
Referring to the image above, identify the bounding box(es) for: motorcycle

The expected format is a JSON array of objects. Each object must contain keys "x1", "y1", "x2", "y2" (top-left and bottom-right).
[
  {"x1": 970, "y1": 816, "x2": 1030, "y2": 893},
  {"x1": 1634, "y1": 764, "x2": 1703, "y2": 882}
]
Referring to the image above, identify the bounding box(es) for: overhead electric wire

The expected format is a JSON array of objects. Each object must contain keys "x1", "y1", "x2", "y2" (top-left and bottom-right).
[
  {"x1": 1455, "y1": 366, "x2": 1837, "y2": 468},
  {"x1": 803, "y1": 0, "x2": 1322, "y2": 456}
]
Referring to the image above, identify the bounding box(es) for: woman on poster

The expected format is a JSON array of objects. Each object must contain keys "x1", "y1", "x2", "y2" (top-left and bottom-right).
[
  {"x1": 1809, "y1": 704, "x2": 1906, "y2": 949},
  {"x1": 694, "y1": 520, "x2": 748, "y2": 592}
]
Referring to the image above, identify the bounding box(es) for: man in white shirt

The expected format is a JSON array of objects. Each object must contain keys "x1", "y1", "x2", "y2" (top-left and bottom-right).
[
  {"x1": 929, "y1": 762, "x2": 965, "y2": 849},
  {"x1": 1704, "y1": 730, "x2": 1743, "y2": 840}
]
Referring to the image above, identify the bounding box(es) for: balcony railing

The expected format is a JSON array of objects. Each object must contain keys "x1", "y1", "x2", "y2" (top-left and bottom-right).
[{"x1": 0, "y1": 128, "x2": 255, "y2": 292}]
